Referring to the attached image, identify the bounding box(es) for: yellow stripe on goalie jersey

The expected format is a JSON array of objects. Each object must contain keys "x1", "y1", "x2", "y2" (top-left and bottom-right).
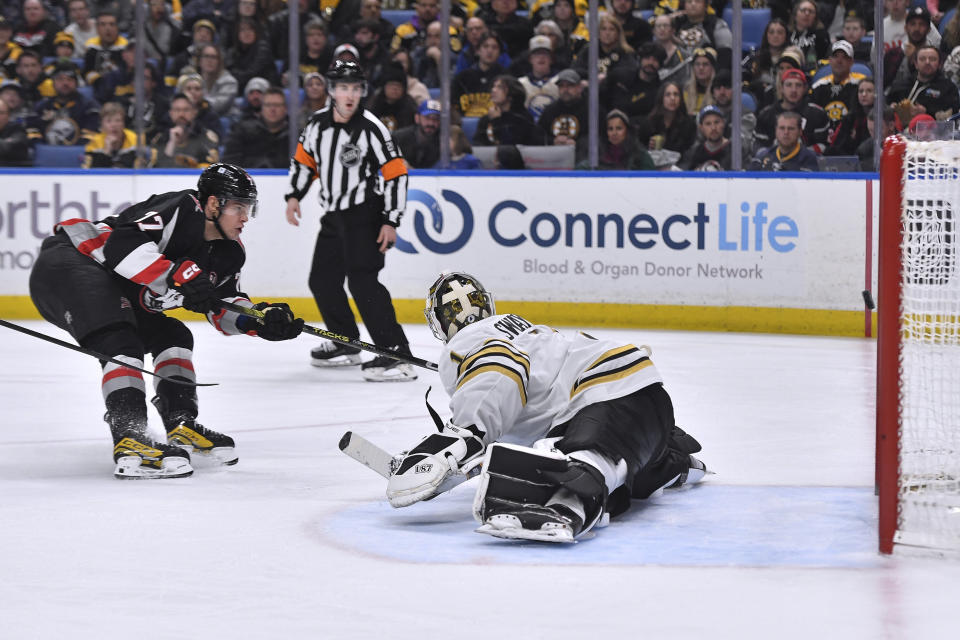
[
  {"x1": 570, "y1": 357, "x2": 653, "y2": 399},
  {"x1": 584, "y1": 344, "x2": 640, "y2": 373},
  {"x1": 457, "y1": 339, "x2": 530, "y2": 379},
  {"x1": 457, "y1": 363, "x2": 528, "y2": 406}
]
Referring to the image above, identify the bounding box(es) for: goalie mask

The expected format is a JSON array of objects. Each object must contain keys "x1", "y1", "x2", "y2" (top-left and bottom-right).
[{"x1": 425, "y1": 272, "x2": 496, "y2": 342}]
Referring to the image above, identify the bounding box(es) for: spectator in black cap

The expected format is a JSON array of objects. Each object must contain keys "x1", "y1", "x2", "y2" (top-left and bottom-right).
[
  {"x1": 473, "y1": 74, "x2": 545, "y2": 146},
  {"x1": 227, "y1": 16, "x2": 278, "y2": 89},
  {"x1": 883, "y1": 0, "x2": 941, "y2": 54},
  {"x1": 885, "y1": 6, "x2": 939, "y2": 91},
  {"x1": 0, "y1": 95, "x2": 29, "y2": 166},
  {"x1": 29, "y1": 60, "x2": 100, "y2": 146},
  {"x1": 602, "y1": 42, "x2": 664, "y2": 122},
  {"x1": 393, "y1": 98, "x2": 442, "y2": 168},
  {"x1": 539, "y1": 68, "x2": 588, "y2": 147},
  {"x1": 368, "y1": 62, "x2": 418, "y2": 132},
  {"x1": 680, "y1": 104, "x2": 732, "y2": 171}
]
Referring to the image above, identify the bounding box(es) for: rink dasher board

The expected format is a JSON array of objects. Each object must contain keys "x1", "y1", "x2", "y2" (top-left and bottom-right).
[{"x1": 0, "y1": 170, "x2": 878, "y2": 335}]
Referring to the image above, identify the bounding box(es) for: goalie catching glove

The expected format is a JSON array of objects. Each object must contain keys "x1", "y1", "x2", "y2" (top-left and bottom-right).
[
  {"x1": 251, "y1": 302, "x2": 304, "y2": 341},
  {"x1": 387, "y1": 422, "x2": 486, "y2": 507},
  {"x1": 166, "y1": 258, "x2": 218, "y2": 313}
]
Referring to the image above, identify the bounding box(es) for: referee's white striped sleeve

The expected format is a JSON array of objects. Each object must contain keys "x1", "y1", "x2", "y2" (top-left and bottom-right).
[
  {"x1": 365, "y1": 113, "x2": 408, "y2": 226},
  {"x1": 285, "y1": 122, "x2": 320, "y2": 201}
]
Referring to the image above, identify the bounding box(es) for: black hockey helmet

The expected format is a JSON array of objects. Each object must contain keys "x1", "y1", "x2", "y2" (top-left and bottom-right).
[
  {"x1": 197, "y1": 163, "x2": 259, "y2": 218},
  {"x1": 425, "y1": 272, "x2": 496, "y2": 342},
  {"x1": 326, "y1": 59, "x2": 367, "y2": 93}
]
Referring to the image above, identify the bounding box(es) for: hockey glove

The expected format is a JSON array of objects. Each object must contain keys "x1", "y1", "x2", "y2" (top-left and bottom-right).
[
  {"x1": 387, "y1": 422, "x2": 486, "y2": 508},
  {"x1": 166, "y1": 258, "x2": 217, "y2": 314},
  {"x1": 252, "y1": 302, "x2": 304, "y2": 341}
]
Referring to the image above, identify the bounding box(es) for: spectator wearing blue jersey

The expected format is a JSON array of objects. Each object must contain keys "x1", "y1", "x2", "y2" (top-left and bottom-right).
[{"x1": 749, "y1": 111, "x2": 820, "y2": 172}]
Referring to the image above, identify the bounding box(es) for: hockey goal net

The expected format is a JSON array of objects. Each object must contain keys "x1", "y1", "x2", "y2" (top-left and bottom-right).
[{"x1": 877, "y1": 135, "x2": 960, "y2": 555}]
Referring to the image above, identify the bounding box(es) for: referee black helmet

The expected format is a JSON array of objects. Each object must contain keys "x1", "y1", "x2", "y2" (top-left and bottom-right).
[{"x1": 326, "y1": 59, "x2": 367, "y2": 93}]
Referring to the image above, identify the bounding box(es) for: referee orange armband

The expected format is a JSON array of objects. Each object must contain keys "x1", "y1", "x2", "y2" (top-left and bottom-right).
[{"x1": 381, "y1": 157, "x2": 408, "y2": 181}]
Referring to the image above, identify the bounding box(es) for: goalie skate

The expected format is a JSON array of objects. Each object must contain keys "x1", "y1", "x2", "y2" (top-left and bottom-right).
[
  {"x1": 113, "y1": 436, "x2": 193, "y2": 480},
  {"x1": 476, "y1": 504, "x2": 580, "y2": 544}
]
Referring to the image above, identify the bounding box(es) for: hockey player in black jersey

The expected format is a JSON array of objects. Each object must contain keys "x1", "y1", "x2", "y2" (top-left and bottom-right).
[
  {"x1": 386, "y1": 272, "x2": 710, "y2": 543},
  {"x1": 29, "y1": 163, "x2": 304, "y2": 479}
]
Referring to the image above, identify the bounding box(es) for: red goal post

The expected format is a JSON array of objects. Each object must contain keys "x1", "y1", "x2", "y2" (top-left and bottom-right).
[{"x1": 877, "y1": 134, "x2": 960, "y2": 556}]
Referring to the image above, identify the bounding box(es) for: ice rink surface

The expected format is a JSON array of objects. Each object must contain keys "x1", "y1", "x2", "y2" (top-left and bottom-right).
[{"x1": 2, "y1": 320, "x2": 958, "y2": 639}]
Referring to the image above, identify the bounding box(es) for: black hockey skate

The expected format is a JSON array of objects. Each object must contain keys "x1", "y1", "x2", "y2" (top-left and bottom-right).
[
  {"x1": 166, "y1": 418, "x2": 238, "y2": 466},
  {"x1": 361, "y1": 345, "x2": 418, "y2": 382},
  {"x1": 113, "y1": 433, "x2": 193, "y2": 480},
  {"x1": 311, "y1": 341, "x2": 362, "y2": 367}
]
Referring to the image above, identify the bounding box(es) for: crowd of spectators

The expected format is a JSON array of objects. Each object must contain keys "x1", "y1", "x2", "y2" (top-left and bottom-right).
[{"x1": 2, "y1": 0, "x2": 960, "y2": 171}]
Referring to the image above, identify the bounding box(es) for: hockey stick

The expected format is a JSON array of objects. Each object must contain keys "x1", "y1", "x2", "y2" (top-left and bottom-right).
[
  {"x1": 0, "y1": 318, "x2": 217, "y2": 387},
  {"x1": 219, "y1": 301, "x2": 440, "y2": 372}
]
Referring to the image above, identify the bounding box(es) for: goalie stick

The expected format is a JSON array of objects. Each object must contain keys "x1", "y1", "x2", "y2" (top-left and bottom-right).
[
  {"x1": 219, "y1": 301, "x2": 439, "y2": 372},
  {"x1": 339, "y1": 430, "x2": 481, "y2": 492},
  {"x1": 0, "y1": 318, "x2": 216, "y2": 387}
]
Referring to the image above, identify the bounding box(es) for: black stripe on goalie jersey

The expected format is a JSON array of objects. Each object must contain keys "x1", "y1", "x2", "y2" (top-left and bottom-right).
[
  {"x1": 458, "y1": 352, "x2": 530, "y2": 385},
  {"x1": 585, "y1": 346, "x2": 640, "y2": 372},
  {"x1": 573, "y1": 355, "x2": 650, "y2": 395},
  {"x1": 457, "y1": 362, "x2": 528, "y2": 405},
  {"x1": 458, "y1": 344, "x2": 530, "y2": 379}
]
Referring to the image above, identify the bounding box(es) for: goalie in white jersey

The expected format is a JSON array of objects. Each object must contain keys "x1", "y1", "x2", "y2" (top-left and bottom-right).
[{"x1": 387, "y1": 272, "x2": 709, "y2": 543}]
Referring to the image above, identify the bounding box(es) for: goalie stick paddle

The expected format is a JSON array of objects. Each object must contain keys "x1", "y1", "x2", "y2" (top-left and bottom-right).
[
  {"x1": 0, "y1": 318, "x2": 217, "y2": 387},
  {"x1": 339, "y1": 431, "x2": 396, "y2": 478},
  {"x1": 220, "y1": 301, "x2": 440, "y2": 372}
]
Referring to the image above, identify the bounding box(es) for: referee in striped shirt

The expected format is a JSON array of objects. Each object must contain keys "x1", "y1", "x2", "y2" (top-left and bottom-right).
[{"x1": 285, "y1": 60, "x2": 416, "y2": 382}]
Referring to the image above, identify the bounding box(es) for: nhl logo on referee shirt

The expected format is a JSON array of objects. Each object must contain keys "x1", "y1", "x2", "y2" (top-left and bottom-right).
[{"x1": 339, "y1": 142, "x2": 362, "y2": 167}]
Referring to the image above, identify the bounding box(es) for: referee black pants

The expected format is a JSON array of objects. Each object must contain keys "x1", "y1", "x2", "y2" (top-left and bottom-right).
[{"x1": 308, "y1": 197, "x2": 408, "y2": 348}]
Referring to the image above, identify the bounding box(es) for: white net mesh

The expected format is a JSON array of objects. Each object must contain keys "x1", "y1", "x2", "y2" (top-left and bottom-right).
[{"x1": 896, "y1": 141, "x2": 960, "y2": 551}]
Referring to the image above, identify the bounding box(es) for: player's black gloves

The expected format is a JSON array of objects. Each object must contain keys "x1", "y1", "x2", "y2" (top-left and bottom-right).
[
  {"x1": 253, "y1": 302, "x2": 304, "y2": 341},
  {"x1": 167, "y1": 258, "x2": 217, "y2": 314}
]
